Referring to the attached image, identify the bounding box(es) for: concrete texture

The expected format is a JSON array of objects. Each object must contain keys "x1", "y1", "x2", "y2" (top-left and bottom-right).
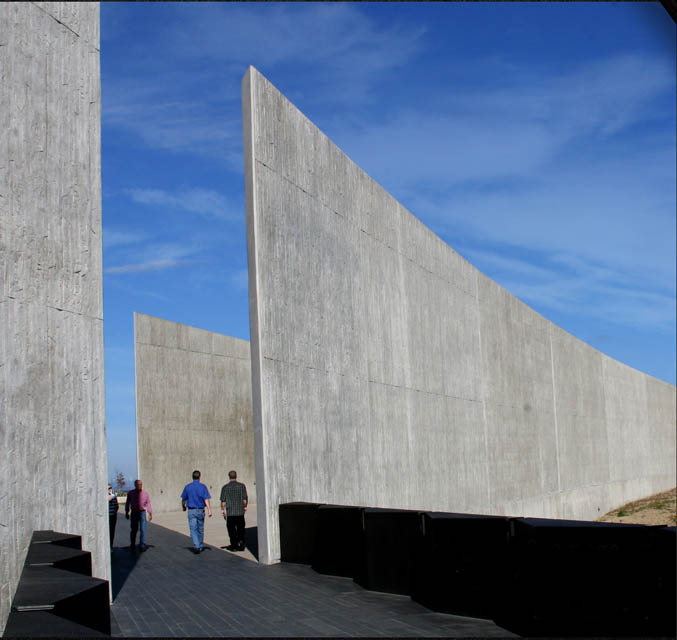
[
  {"x1": 242, "y1": 66, "x2": 677, "y2": 565},
  {"x1": 0, "y1": 2, "x2": 107, "y2": 632},
  {"x1": 134, "y1": 313, "x2": 255, "y2": 514}
]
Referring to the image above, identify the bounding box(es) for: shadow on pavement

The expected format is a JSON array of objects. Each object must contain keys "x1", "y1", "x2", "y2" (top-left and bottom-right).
[
  {"x1": 111, "y1": 545, "x2": 139, "y2": 600},
  {"x1": 245, "y1": 526, "x2": 258, "y2": 560}
]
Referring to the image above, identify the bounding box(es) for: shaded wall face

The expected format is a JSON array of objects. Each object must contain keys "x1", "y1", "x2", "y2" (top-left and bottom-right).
[
  {"x1": 135, "y1": 314, "x2": 255, "y2": 514},
  {"x1": 243, "y1": 67, "x2": 676, "y2": 565},
  {"x1": 0, "y1": 2, "x2": 107, "y2": 630}
]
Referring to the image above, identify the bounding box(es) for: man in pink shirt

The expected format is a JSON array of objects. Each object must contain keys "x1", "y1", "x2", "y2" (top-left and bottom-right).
[{"x1": 125, "y1": 479, "x2": 153, "y2": 552}]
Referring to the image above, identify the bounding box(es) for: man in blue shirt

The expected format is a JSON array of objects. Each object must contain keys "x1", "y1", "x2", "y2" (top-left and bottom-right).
[{"x1": 180, "y1": 470, "x2": 213, "y2": 554}]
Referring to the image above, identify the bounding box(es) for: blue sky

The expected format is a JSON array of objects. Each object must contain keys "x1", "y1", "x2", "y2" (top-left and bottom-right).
[{"x1": 101, "y1": 2, "x2": 676, "y2": 486}]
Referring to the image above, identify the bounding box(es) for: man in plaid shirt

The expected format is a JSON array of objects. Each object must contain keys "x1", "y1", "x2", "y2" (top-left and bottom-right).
[{"x1": 220, "y1": 470, "x2": 248, "y2": 551}]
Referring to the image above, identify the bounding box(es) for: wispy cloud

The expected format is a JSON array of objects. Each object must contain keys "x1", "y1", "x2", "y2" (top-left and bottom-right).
[
  {"x1": 103, "y1": 229, "x2": 149, "y2": 248},
  {"x1": 511, "y1": 279, "x2": 675, "y2": 334},
  {"x1": 461, "y1": 246, "x2": 676, "y2": 333},
  {"x1": 103, "y1": 91, "x2": 239, "y2": 161},
  {"x1": 105, "y1": 258, "x2": 189, "y2": 275},
  {"x1": 165, "y1": 3, "x2": 425, "y2": 95},
  {"x1": 104, "y1": 244, "x2": 194, "y2": 275},
  {"x1": 421, "y1": 144, "x2": 676, "y2": 285},
  {"x1": 125, "y1": 187, "x2": 238, "y2": 220},
  {"x1": 336, "y1": 52, "x2": 674, "y2": 190},
  {"x1": 101, "y1": 4, "x2": 425, "y2": 159},
  {"x1": 104, "y1": 278, "x2": 172, "y2": 301}
]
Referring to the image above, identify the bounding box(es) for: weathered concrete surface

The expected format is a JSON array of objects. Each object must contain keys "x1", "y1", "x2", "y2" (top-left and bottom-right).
[
  {"x1": 243, "y1": 67, "x2": 676, "y2": 565},
  {"x1": 135, "y1": 313, "x2": 255, "y2": 514},
  {"x1": 0, "y1": 2, "x2": 107, "y2": 631}
]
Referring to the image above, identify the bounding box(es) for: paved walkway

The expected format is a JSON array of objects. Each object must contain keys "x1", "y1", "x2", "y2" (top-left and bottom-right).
[
  {"x1": 110, "y1": 517, "x2": 515, "y2": 637},
  {"x1": 149, "y1": 507, "x2": 259, "y2": 564}
]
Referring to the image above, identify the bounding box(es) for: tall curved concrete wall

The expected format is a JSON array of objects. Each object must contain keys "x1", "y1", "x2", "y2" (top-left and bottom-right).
[
  {"x1": 135, "y1": 313, "x2": 255, "y2": 514},
  {"x1": 0, "y1": 2, "x2": 107, "y2": 631},
  {"x1": 243, "y1": 67, "x2": 676, "y2": 565}
]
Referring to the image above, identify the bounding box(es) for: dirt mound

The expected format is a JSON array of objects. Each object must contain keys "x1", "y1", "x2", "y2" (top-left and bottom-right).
[{"x1": 596, "y1": 487, "x2": 676, "y2": 526}]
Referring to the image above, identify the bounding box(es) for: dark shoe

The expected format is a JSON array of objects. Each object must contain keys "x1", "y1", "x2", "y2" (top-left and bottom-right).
[
  {"x1": 140, "y1": 545, "x2": 148, "y2": 552},
  {"x1": 193, "y1": 548, "x2": 201, "y2": 554},
  {"x1": 236, "y1": 545, "x2": 245, "y2": 552},
  {"x1": 225, "y1": 545, "x2": 235, "y2": 551}
]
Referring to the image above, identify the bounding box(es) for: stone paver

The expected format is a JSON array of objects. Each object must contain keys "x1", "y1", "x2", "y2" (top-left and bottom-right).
[{"x1": 110, "y1": 519, "x2": 515, "y2": 637}]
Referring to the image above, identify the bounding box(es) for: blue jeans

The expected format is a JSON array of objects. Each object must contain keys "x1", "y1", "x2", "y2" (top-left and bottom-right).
[
  {"x1": 130, "y1": 511, "x2": 147, "y2": 547},
  {"x1": 187, "y1": 508, "x2": 205, "y2": 550}
]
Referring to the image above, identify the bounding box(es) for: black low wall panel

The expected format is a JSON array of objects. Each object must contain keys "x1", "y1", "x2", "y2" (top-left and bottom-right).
[
  {"x1": 279, "y1": 502, "x2": 323, "y2": 564},
  {"x1": 353, "y1": 508, "x2": 422, "y2": 595},
  {"x1": 410, "y1": 512, "x2": 511, "y2": 619},
  {"x1": 650, "y1": 526, "x2": 676, "y2": 637},
  {"x1": 493, "y1": 517, "x2": 662, "y2": 637},
  {"x1": 311, "y1": 505, "x2": 363, "y2": 578}
]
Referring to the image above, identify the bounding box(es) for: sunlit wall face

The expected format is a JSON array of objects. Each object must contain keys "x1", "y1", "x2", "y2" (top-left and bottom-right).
[
  {"x1": 134, "y1": 313, "x2": 255, "y2": 515},
  {"x1": 243, "y1": 66, "x2": 676, "y2": 565}
]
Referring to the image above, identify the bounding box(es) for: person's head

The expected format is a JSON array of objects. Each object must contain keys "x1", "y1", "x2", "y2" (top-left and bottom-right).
[
  {"x1": 228, "y1": 470, "x2": 237, "y2": 480},
  {"x1": 192, "y1": 470, "x2": 201, "y2": 480},
  {"x1": 108, "y1": 485, "x2": 113, "y2": 493},
  {"x1": 134, "y1": 479, "x2": 142, "y2": 490}
]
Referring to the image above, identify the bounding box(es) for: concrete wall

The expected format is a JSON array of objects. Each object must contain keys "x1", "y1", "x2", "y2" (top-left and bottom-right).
[
  {"x1": 0, "y1": 2, "x2": 107, "y2": 630},
  {"x1": 243, "y1": 67, "x2": 676, "y2": 564},
  {"x1": 135, "y1": 313, "x2": 255, "y2": 514}
]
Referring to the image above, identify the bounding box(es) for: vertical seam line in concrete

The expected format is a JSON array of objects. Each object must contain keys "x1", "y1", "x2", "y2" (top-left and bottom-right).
[
  {"x1": 475, "y1": 271, "x2": 492, "y2": 510},
  {"x1": 549, "y1": 324, "x2": 562, "y2": 504},
  {"x1": 601, "y1": 356, "x2": 612, "y2": 494},
  {"x1": 242, "y1": 67, "x2": 271, "y2": 563}
]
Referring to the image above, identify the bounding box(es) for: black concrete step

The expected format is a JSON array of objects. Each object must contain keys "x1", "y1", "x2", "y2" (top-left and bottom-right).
[
  {"x1": 26, "y1": 543, "x2": 93, "y2": 576},
  {"x1": 11, "y1": 565, "x2": 110, "y2": 634},
  {"x1": 31, "y1": 530, "x2": 82, "y2": 550},
  {"x1": 3, "y1": 609, "x2": 109, "y2": 637},
  {"x1": 11, "y1": 565, "x2": 107, "y2": 610}
]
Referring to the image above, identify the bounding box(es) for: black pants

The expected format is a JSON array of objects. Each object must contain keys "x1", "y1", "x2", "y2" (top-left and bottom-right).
[
  {"x1": 226, "y1": 515, "x2": 245, "y2": 549},
  {"x1": 109, "y1": 513, "x2": 117, "y2": 546}
]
